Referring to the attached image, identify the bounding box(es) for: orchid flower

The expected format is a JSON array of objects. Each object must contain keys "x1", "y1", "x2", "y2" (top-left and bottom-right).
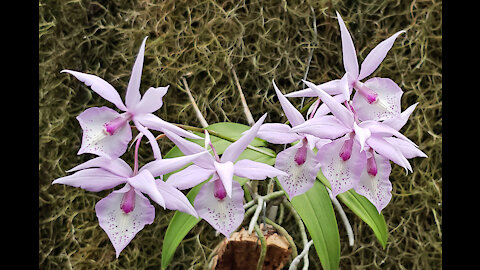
[
  {"x1": 163, "y1": 114, "x2": 287, "y2": 237},
  {"x1": 287, "y1": 80, "x2": 370, "y2": 197},
  {"x1": 256, "y1": 80, "x2": 333, "y2": 199},
  {"x1": 293, "y1": 81, "x2": 426, "y2": 212},
  {"x1": 52, "y1": 134, "x2": 208, "y2": 257},
  {"x1": 285, "y1": 12, "x2": 406, "y2": 122},
  {"x1": 63, "y1": 36, "x2": 200, "y2": 160}
]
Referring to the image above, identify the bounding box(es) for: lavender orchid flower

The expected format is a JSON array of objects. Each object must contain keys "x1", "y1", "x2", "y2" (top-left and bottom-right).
[
  {"x1": 285, "y1": 12, "x2": 406, "y2": 122},
  {"x1": 293, "y1": 81, "x2": 426, "y2": 212},
  {"x1": 163, "y1": 114, "x2": 287, "y2": 237},
  {"x1": 255, "y1": 80, "x2": 333, "y2": 199},
  {"x1": 63, "y1": 36, "x2": 200, "y2": 160},
  {"x1": 52, "y1": 134, "x2": 208, "y2": 257}
]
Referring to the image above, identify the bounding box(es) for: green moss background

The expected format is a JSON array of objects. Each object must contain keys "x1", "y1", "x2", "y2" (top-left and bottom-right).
[{"x1": 39, "y1": 0, "x2": 441, "y2": 269}]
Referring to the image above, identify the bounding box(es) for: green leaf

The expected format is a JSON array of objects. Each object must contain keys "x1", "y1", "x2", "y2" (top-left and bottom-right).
[
  {"x1": 337, "y1": 191, "x2": 388, "y2": 248},
  {"x1": 291, "y1": 181, "x2": 340, "y2": 270},
  {"x1": 161, "y1": 182, "x2": 204, "y2": 270},
  {"x1": 160, "y1": 122, "x2": 277, "y2": 269},
  {"x1": 316, "y1": 170, "x2": 388, "y2": 248}
]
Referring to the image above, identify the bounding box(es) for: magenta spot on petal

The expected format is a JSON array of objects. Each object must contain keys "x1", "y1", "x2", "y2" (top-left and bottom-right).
[
  {"x1": 213, "y1": 179, "x2": 227, "y2": 200},
  {"x1": 354, "y1": 81, "x2": 378, "y2": 104},
  {"x1": 339, "y1": 136, "x2": 354, "y2": 161},
  {"x1": 120, "y1": 188, "x2": 136, "y2": 214},
  {"x1": 367, "y1": 155, "x2": 378, "y2": 176},
  {"x1": 104, "y1": 113, "x2": 132, "y2": 135},
  {"x1": 294, "y1": 138, "x2": 308, "y2": 165}
]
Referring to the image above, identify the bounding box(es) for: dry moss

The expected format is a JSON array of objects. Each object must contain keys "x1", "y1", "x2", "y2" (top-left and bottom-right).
[{"x1": 39, "y1": 0, "x2": 441, "y2": 269}]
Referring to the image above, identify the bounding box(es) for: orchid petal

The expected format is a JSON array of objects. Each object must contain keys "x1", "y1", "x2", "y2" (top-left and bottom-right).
[
  {"x1": 272, "y1": 80, "x2": 305, "y2": 127},
  {"x1": 135, "y1": 113, "x2": 201, "y2": 139},
  {"x1": 353, "y1": 152, "x2": 392, "y2": 213},
  {"x1": 358, "y1": 30, "x2": 406, "y2": 81},
  {"x1": 163, "y1": 129, "x2": 216, "y2": 169},
  {"x1": 317, "y1": 138, "x2": 366, "y2": 197},
  {"x1": 61, "y1": 70, "x2": 127, "y2": 111},
  {"x1": 214, "y1": 161, "x2": 235, "y2": 198},
  {"x1": 353, "y1": 122, "x2": 371, "y2": 152},
  {"x1": 315, "y1": 138, "x2": 332, "y2": 151},
  {"x1": 194, "y1": 180, "x2": 245, "y2": 238},
  {"x1": 382, "y1": 103, "x2": 418, "y2": 131},
  {"x1": 360, "y1": 120, "x2": 417, "y2": 147},
  {"x1": 284, "y1": 79, "x2": 345, "y2": 98},
  {"x1": 76, "y1": 107, "x2": 132, "y2": 159},
  {"x1": 304, "y1": 134, "x2": 321, "y2": 150},
  {"x1": 366, "y1": 136, "x2": 412, "y2": 172},
  {"x1": 133, "y1": 86, "x2": 169, "y2": 114},
  {"x1": 132, "y1": 120, "x2": 162, "y2": 160},
  {"x1": 336, "y1": 11, "x2": 359, "y2": 79},
  {"x1": 125, "y1": 37, "x2": 148, "y2": 109},
  {"x1": 303, "y1": 80, "x2": 354, "y2": 129},
  {"x1": 234, "y1": 159, "x2": 288, "y2": 180},
  {"x1": 52, "y1": 168, "x2": 127, "y2": 192},
  {"x1": 339, "y1": 72, "x2": 352, "y2": 101},
  {"x1": 352, "y1": 77, "x2": 403, "y2": 121},
  {"x1": 95, "y1": 190, "x2": 155, "y2": 258},
  {"x1": 275, "y1": 142, "x2": 320, "y2": 199},
  {"x1": 291, "y1": 115, "x2": 351, "y2": 140},
  {"x1": 313, "y1": 94, "x2": 348, "y2": 118},
  {"x1": 140, "y1": 150, "x2": 211, "y2": 178},
  {"x1": 127, "y1": 170, "x2": 166, "y2": 208},
  {"x1": 156, "y1": 180, "x2": 198, "y2": 218},
  {"x1": 384, "y1": 137, "x2": 428, "y2": 159},
  {"x1": 256, "y1": 123, "x2": 303, "y2": 144},
  {"x1": 221, "y1": 113, "x2": 267, "y2": 163},
  {"x1": 67, "y1": 156, "x2": 133, "y2": 178},
  {"x1": 165, "y1": 164, "x2": 215, "y2": 190}
]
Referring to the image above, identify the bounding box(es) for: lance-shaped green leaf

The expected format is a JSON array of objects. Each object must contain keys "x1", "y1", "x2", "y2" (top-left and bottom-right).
[
  {"x1": 161, "y1": 182, "x2": 205, "y2": 270},
  {"x1": 290, "y1": 180, "x2": 340, "y2": 270}
]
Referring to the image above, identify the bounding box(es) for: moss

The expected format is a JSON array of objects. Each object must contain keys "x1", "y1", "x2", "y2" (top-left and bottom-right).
[{"x1": 39, "y1": 0, "x2": 441, "y2": 269}]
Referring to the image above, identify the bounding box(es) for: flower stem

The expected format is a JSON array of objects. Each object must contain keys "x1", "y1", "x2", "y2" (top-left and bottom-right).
[
  {"x1": 181, "y1": 77, "x2": 209, "y2": 128},
  {"x1": 133, "y1": 134, "x2": 143, "y2": 175},
  {"x1": 231, "y1": 65, "x2": 255, "y2": 126}
]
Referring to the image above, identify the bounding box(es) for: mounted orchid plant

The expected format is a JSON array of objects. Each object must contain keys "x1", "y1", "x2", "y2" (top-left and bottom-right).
[{"x1": 53, "y1": 12, "x2": 426, "y2": 270}]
